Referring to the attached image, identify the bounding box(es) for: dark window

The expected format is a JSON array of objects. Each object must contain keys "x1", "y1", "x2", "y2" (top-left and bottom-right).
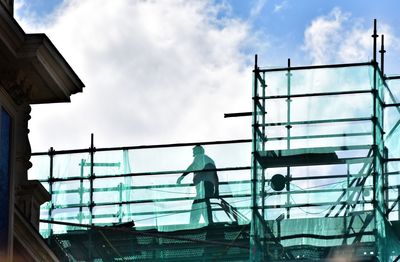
[{"x1": 0, "y1": 107, "x2": 11, "y2": 251}]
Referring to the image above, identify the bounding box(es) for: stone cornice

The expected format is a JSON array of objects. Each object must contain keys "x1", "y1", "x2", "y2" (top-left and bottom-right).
[
  {"x1": 18, "y1": 34, "x2": 85, "y2": 103},
  {"x1": 0, "y1": 4, "x2": 84, "y2": 104}
]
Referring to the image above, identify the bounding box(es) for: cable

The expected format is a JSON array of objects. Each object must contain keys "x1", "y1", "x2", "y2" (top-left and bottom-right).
[
  {"x1": 147, "y1": 187, "x2": 250, "y2": 195},
  {"x1": 133, "y1": 197, "x2": 251, "y2": 223},
  {"x1": 134, "y1": 197, "x2": 251, "y2": 223},
  {"x1": 289, "y1": 195, "x2": 335, "y2": 215},
  {"x1": 290, "y1": 180, "x2": 346, "y2": 191},
  {"x1": 147, "y1": 188, "x2": 195, "y2": 195}
]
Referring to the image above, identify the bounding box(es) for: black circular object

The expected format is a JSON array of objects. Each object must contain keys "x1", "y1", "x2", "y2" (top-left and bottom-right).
[{"x1": 271, "y1": 174, "x2": 286, "y2": 191}]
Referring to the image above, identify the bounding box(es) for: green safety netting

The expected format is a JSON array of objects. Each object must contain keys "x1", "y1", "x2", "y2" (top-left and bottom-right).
[
  {"x1": 28, "y1": 63, "x2": 400, "y2": 261},
  {"x1": 251, "y1": 64, "x2": 400, "y2": 261},
  {"x1": 29, "y1": 141, "x2": 252, "y2": 261}
]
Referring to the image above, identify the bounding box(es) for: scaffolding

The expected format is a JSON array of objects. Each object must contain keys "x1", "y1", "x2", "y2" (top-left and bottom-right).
[
  {"x1": 250, "y1": 21, "x2": 400, "y2": 261},
  {"x1": 28, "y1": 20, "x2": 400, "y2": 261},
  {"x1": 29, "y1": 138, "x2": 252, "y2": 261}
]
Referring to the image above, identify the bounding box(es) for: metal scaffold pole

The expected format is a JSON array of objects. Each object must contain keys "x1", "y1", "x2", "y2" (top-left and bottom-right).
[
  {"x1": 371, "y1": 18, "x2": 378, "y2": 210},
  {"x1": 261, "y1": 69, "x2": 266, "y2": 220},
  {"x1": 251, "y1": 53, "x2": 258, "y2": 242},
  {"x1": 89, "y1": 133, "x2": 95, "y2": 225},
  {"x1": 48, "y1": 147, "x2": 55, "y2": 242},
  {"x1": 286, "y1": 58, "x2": 292, "y2": 219}
]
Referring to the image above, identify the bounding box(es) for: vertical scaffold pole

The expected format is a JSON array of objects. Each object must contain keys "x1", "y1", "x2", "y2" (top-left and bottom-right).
[
  {"x1": 380, "y1": 34, "x2": 387, "y2": 222},
  {"x1": 89, "y1": 133, "x2": 95, "y2": 261},
  {"x1": 286, "y1": 58, "x2": 292, "y2": 219},
  {"x1": 372, "y1": 18, "x2": 378, "y2": 210},
  {"x1": 78, "y1": 158, "x2": 85, "y2": 225},
  {"x1": 251, "y1": 54, "x2": 260, "y2": 259},
  {"x1": 48, "y1": 147, "x2": 54, "y2": 242},
  {"x1": 380, "y1": 34, "x2": 386, "y2": 76},
  {"x1": 383, "y1": 147, "x2": 389, "y2": 219},
  {"x1": 261, "y1": 69, "x2": 266, "y2": 220},
  {"x1": 371, "y1": 18, "x2": 385, "y2": 259},
  {"x1": 89, "y1": 133, "x2": 94, "y2": 225},
  {"x1": 373, "y1": 19, "x2": 378, "y2": 64}
]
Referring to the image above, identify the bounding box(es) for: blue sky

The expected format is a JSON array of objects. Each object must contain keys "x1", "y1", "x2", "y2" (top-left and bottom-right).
[
  {"x1": 14, "y1": 0, "x2": 400, "y2": 151},
  {"x1": 21, "y1": 0, "x2": 400, "y2": 68}
]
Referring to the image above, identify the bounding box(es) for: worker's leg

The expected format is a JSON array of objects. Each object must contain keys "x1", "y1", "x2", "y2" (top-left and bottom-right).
[
  {"x1": 204, "y1": 181, "x2": 214, "y2": 224},
  {"x1": 190, "y1": 199, "x2": 202, "y2": 225},
  {"x1": 190, "y1": 183, "x2": 204, "y2": 225}
]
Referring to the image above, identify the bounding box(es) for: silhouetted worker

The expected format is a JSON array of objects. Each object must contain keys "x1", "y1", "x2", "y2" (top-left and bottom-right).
[{"x1": 177, "y1": 145, "x2": 219, "y2": 225}]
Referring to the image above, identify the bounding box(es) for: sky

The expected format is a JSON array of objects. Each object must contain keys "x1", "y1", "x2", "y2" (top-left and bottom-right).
[{"x1": 13, "y1": 0, "x2": 400, "y2": 152}]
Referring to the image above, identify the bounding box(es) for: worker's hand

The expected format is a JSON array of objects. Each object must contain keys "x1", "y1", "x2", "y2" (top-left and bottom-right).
[{"x1": 177, "y1": 176, "x2": 183, "y2": 184}]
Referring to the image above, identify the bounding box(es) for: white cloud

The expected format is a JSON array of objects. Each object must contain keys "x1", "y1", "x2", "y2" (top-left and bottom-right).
[
  {"x1": 15, "y1": 0, "x2": 254, "y2": 151},
  {"x1": 303, "y1": 7, "x2": 350, "y2": 64},
  {"x1": 250, "y1": 0, "x2": 267, "y2": 19},
  {"x1": 273, "y1": 1, "x2": 288, "y2": 13},
  {"x1": 303, "y1": 7, "x2": 400, "y2": 66}
]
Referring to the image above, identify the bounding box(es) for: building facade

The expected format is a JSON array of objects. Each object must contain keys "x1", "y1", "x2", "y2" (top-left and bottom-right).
[{"x1": 0, "y1": 1, "x2": 84, "y2": 260}]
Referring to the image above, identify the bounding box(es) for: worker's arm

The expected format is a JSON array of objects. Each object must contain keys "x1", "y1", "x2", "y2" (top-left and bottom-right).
[
  {"x1": 176, "y1": 171, "x2": 189, "y2": 184},
  {"x1": 177, "y1": 157, "x2": 199, "y2": 184}
]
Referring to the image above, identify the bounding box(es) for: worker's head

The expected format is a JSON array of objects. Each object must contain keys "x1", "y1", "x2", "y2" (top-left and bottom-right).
[{"x1": 193, "y1": 145, "x2": 205, "y2": 156}]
